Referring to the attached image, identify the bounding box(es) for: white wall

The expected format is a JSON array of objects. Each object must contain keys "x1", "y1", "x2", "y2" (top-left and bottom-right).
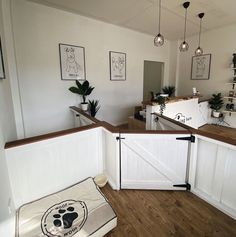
[
  {"x1": 177, "y1": 23, "x2": 236, "y2": 127},
  {"x1": 0, "y1": 0, "x2": 16, "y2": 225},
  {"x1": 11, "y1": 0, "x2": 172, "y2": 137},
  {"x1": 177, "y1": 23, "x2": 236, "y2": 98}
]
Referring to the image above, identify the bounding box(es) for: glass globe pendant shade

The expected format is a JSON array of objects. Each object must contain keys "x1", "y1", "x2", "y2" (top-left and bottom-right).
[
  {"x1": 179, "y1": 41, "x2": 189, "y2": 52},
  {"x1": 195, "y1": 46, "x2": 203, "y2": 55},
  {"x1": 154, "y1": 33, "x2": 164, "y2": 47}
]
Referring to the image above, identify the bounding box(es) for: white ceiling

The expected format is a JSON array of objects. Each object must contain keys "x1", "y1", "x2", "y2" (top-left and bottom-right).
[{"x1": 29, "y1": 0, "x2": 236, "y2": 40}]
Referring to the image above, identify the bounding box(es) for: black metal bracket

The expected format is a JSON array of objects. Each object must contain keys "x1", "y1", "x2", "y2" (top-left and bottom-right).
[
  {"x1": 176, "y1": 135, "x2": 195, "y2": 143},
  {"x1": 173, "y1": 183, "x2": 191, "y2": 191},
  {"x1": 116, "y1": 137, "x2": 125, "y2": 141}
]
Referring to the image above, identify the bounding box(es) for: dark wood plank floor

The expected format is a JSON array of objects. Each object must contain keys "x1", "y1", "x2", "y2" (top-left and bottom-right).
[{"x1": 102, "y1": 185, "x2": 236, "y2": 237}]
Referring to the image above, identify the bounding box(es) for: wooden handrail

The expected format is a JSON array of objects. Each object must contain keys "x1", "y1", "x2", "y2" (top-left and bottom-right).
[
  {"x1": 5, "y1": 123, "x2": 101, "y2": 149},
  {"x1": 70, "y1": 106, "x2": 101, "y2": 123},
  {"x1": 5, "y1": 113, "x2": 235, "y2": 149}
]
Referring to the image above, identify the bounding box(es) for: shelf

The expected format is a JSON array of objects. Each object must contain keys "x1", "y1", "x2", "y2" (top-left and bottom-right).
[
  {"x1": 222, "y1": 110, "x2": 236, "y2": 114},
  {"x1": 224, "y1": 96, "x2": 236, "y2": 99}
]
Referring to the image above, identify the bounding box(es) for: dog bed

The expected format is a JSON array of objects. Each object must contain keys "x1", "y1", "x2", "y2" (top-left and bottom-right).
[{"x1": 16, "y1": 177, "x2": 117, "y2": 237}]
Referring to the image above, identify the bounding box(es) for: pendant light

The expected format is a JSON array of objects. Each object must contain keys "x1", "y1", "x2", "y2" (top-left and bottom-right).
[
  {"x1": 154, "y1": 0, "x2": 164, "y2": 47},
  {"x1": 179, "y1": 1, "x2": 190, "y2": 52},
  {"x1": 195, "y1": 13, "x2": 205, "y2": 55}
]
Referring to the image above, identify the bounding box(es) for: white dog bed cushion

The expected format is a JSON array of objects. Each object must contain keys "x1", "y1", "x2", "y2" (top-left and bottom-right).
[{"x1": 16, "y1": 177, "x2": 117, "y2": 237}]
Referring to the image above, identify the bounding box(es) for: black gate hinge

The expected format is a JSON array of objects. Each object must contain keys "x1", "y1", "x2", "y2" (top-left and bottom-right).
[
  {"x1": 173, "y1": 183, "x2": 191, "y2": 191},
  {"x1": 116, "y1": 137, "x2": 125, "y2": 141},
  {"x1": 176, "y1": 135, "x2": 195, "y2": 143}
]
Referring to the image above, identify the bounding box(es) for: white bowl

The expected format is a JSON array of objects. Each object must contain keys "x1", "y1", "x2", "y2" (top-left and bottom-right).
[{"x1": 94, "y1": 174, "x2": 108, "y2": 188}]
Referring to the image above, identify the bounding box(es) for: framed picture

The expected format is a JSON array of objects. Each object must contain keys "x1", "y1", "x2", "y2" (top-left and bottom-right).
[
  {"x1": 59, "y1": 43, "x2": 86, "y2": 80},
  {"x1": 109, "y1": 51, "x2": 126, "y2": 81},
  {"x1": 191, "y1": 54, "x2": 211, "y2": 80},
  {"x1": 0, "y1": 38, "x2": 5, "y2": 79}
]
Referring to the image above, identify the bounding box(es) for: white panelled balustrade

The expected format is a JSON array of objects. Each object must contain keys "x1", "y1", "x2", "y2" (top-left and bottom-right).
[
  {"x1": 6, "y1": 128, "x2": 103, "y2": 209},
  {"x1": 189, "y1": 135, "x2": 236, "y2": 219}
]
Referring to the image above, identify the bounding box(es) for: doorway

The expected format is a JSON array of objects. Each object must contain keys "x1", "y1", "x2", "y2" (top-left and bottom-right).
[{"x1": 143, "y1": 61, "x2": 164, "y2": 101}]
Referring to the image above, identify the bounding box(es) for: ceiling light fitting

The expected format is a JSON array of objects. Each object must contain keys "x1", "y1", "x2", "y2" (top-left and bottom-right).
[
  {"x1": 179, "y1": 1, "x2": 190, "y2": 52},
  {"x1": 154, "y1": 0, "x2": 164, "y2": 47},
  {"x1": 195, "y1": 12, "x2": 205, "y2": 55}
]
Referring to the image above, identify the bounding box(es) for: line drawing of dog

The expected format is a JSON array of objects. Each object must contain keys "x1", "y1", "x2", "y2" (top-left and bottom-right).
[
  {"x1": 112, "y1": 56, "x2": 125, "y2": 74},
  {"x1": 65, "y1": 47, "x2": 81, "y2": 73},
  {"x1": 196, "y1": 57, "x2": 206, "y2": 76}
]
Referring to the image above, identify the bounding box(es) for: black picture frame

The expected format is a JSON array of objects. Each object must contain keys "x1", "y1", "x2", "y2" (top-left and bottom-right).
[
  {"x1": 191, "y1": 54, "x2": 211, "y2": 80},
  {"x1": 109, "y1": 51, "x2": 126, "y2": 81},
  {"x1": 0, "y1": 38, "x2": 5, "y2": 79},
  {"x1": 59, "y1": 43, "x2": 86, "y2": 81}
]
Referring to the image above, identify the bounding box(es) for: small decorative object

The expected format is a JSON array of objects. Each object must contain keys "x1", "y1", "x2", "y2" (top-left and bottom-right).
[
  {"x1": 162, "y1": 86, "x2": 176, "y2": 97},
  {"x1": 154, "y1": 0, "x2": 164, "y2": 47},
  {"x1": 195, "y1": 13, "x2": 205, "y2": 56},
  {"x1": 232, "y1": 53, "x2": 236, "y2": 68},
  {"x1": 229, "y1": 91, "x2": 234, "y2": 97},
  {"x1": 94, "y1": 174, "x2": 108, "y2": 188},
  {"x1": 209, "y1": 93, "x2": 224, "y2": 118},
  {"x1": 192, "y1": 87, "x2": 197, "y2": 95},
  {"x1": 0, "y1": 38, "x2": 5, "y2": 79},
  {"x1": 109, "y1": 51, "x2": 126, "y2": 81},
  {"x1": 59, "y1": 43, "x2": 86, "y2": 80},
  {"x1": 69, "y1": 80, "x2": 94, "y2": 111},
  {"x1": 179, "y1": 2, "x2": 190, "y2": 52},
  {"x1": 191, "y1": 54, "x2": 211, "y2": 80},
  {"x1": 89, "y1": 100, "x2": 100, "y2": 117}
]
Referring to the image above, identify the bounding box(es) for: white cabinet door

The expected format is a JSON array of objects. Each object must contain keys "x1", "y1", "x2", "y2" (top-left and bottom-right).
[{"x1": 120, "y1": 133, "x2": 190, "y2": 190}]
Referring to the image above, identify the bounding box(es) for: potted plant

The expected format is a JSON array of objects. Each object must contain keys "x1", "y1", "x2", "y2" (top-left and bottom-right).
[
  {"x1": 153, "y1": 95, "x2": 166, "y2": 115},
  {"x1": 89, "y1": 100, "x2": 100, "y2": 117},
  {"x1": 162, "y1": 86, "x2": 176, "y2": 97},
  {"x1": 69, "y1": 80, "x2": 94, "y2": 111},
  {"x1": 209, "y1": 93, "x2": 224, "y2": 117}
]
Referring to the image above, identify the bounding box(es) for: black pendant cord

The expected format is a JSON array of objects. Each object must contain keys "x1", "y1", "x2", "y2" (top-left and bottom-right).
[
  {"x1": 198, "y1": 18, "x2": 202, "y2": 47},
  {"x1": 158, "y1": 0, "x2": 161, "y2": 33},
  {"x1": 183, "y1": 8, "x2": 187, "y2": 41},
  {"x1": 198, "y1": 13, "x2": 204, "y2": 47}
]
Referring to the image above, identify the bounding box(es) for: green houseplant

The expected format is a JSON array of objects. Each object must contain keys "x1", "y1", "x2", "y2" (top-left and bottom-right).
[
  {"x1": 69, "y1": 80, "x2": 94, "y2": 111},
  {"x1": 208, "y1": 93, "x2": 224, "y2": 117},
  {"x1": 89, "y1": 100, "x2": 100, "y2": 117},
  {"x1": 162, "y1": 86, "x2": 176, "y2": 97},
  {"x1": 153, "y1": 95, "x2": 166, "y2": 115}
]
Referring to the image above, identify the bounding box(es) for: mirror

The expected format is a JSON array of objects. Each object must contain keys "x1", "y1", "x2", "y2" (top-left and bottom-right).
[{"x1": 143, "y1": 61, "x2": 164, "y2": 101}]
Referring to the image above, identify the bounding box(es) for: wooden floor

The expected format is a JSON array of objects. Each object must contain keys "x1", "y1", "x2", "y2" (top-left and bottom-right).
[
  {"x1": 199, "y1": 124, "x2": 236, "y2": 141},
  {"x1": 102, "y1": 185, "x2": 236, "y2": 237}
]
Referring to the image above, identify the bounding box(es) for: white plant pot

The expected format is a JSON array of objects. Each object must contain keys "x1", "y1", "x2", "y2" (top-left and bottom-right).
[
  {"x1": 212, "y1": 110, "x2": 220, "y2": 118},
  {"x1": 81, "y1": 103, "x2": 88, "y2": 111}
]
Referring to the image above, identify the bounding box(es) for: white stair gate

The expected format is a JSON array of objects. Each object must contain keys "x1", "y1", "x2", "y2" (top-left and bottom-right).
[{"x1": 120, "y1": 133, "x2": 193, "y2": 190}]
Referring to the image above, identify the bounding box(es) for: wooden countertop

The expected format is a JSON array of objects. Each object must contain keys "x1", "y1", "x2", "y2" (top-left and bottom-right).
[{"x1": 143, "y1": 95, "x2": 202, "y2": 106}]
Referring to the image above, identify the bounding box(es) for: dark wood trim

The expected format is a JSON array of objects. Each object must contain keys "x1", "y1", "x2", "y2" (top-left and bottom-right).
[
  {"x1": 100, "y1": 121, "x2": 119, "y2": 133},
  {"x1": 5, "y1": 113, "x2": 235, "y2": 149},
  {"x1": 193, "y1": 129, "x2": 236, "y2": 146},
  {"x1": 5, "y1": 123, "x2": 101, "y2": 149},
  {"x1": 70, "y1": 106, "x2": 101, "y2": 123},
  {"x1": 153, "y1": 113, "x2": 193, "y2": 130},
  {"x1": 198, "y1": 98, "x2": 210, "y2": 103}
]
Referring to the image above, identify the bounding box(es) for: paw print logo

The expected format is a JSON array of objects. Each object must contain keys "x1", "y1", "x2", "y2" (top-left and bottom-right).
[
  {"x1": 53, "y1": 206, "x2": 78, "y2": 229},
  {"x1": 41, "y1": 200, "x2": 87, "y2": 237}
]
